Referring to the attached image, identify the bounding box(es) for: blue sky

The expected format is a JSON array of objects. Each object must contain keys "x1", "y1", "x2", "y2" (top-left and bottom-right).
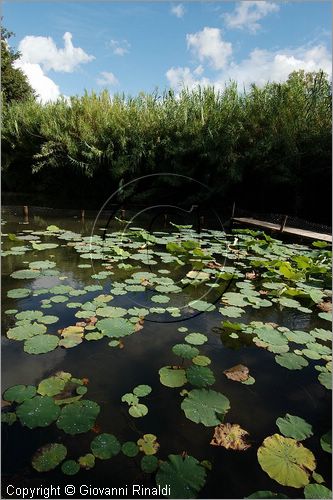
[{"x1": 4, "y1": 1, "x2": 332, "y2": 102}]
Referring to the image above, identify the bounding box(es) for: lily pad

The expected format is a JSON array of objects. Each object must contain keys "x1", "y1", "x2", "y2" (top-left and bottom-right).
[
  {"x1": 17, "y1": 396, "x2": 60, "y2": 428},
  {"x1": 318, "y1": 372, "x2": 332, "y2": 389},
  {"x1": 185, "y1": 333, "x2": 208, "y2": 345},
  {"x1": 181, "y1": 389, "x2": 230, "y2": 427},
  {"x1": 210, "y1": 423, "x2": 251, "y2": 450},
  {"x1": 1, "y1": 412, "x2": 17, "y2": 425},
  {"x1": 172, "y1": 344, "x2": 200, "y2": 359},
  {"x1": 24, "y1": 334, "x2": 59, "y2": 354},
  {"x1": 276, "y1": 414, "x2": 313, "y2": 441},
  {"x1": 275, "y1": 353, "x2": 309, "y2": 370},
  {"x1": 7, "y1": 288, "x2": 31, "y2": 299},
  {"x1": 96, "y1": 318, "x2": 135, "y2": 338},
  {"x1": 3, "y1": 385, "x2": 36, "y2": 403},
  {"x1": 186, "y1": 366, "x2": 215, "y2": 387},
  {"x1": 156, "y1": 454, "x2": 206, "y2": 499},
  {"x1": 247, "y1": 492, "x2": 288, "y2": 499},
  {"x1": 91, "y1": 433, "x2": 121, "y2": 459},
  {"x1": 32, "y1": 443, "x2": 67, "y2": 472},
  {"x1": 192, "y1": 355, "x2": 211, "y2": 366},
  {"x1": 128, "y1": 403, "x2": 148, "y2": 418},
  {"x1": 304, "y1": 484, "x2": 332, "y2": 499},
  {"x1": 159, "y1": 366, "x2": 187, "y2": 388},
  {"x1": 320, "y1": 430, "x2": 332, "y2": 453},
  {"x1": 78, "y1": 453, "x2": 95, "y2": 469},
  {"x1": 56, "y1": 400, "x2": 100, "y2": 435},
  {"x1": 11, "y1": 269, "x2": 41, "y2": 279},
  {"x1": 37, "y1": 376, "x2": 66, "y2": 397},
  {"x1": 257, "y1": 434, "x2": 316, "y2": 488},
  {"x1": 7, "y1": 323, "x2": 47, "y2": 341},
  {"x1": 121, "y1": 393, "x2": 139, "y2": 405},
  {"x1": 61, "y1": 460, "x2": 80, "y2": 475},
  {"x1": 141, "y1": 455, "x2": 159, "y2": 473},
  {"x1": 137, "y1": 434, "x2": 160, "y2": 455},
  {"x1": 122, "y1": 441, "x2": 139, "y2": 457},
  {"x1": 133, "y1": 385, "x2": 152, "y2": 397}
]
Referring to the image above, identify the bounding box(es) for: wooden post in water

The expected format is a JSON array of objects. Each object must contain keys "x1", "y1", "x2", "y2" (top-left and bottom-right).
[
  {"x1": 121, "y1": 209, "x2": 126, "y2": 219},
  {"x1": 231, "y1": 201, "x2": 236, "y2": 219},
  {"x1": 81, "y1": 209, "x2": 85, "y2": 221},
  {"x1": 23, "y1": 205, "x2": 29, "y2": 224},
  {"x1": 164, "y1": 213, "x2": 168, "y2": 228},
  {"x1": 280, "y1": 215, "x2": 288, "y2": 233}
]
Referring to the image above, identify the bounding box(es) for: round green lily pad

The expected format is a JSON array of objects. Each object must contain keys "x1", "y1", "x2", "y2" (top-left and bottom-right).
[
  {"x1": 156, "y1": 454, "x2": 207, "y2": 499},
  {"x1": 24, "y1": 335, "x2": 59, "y2": 354},
  {"x1": 32, "y1": 443, "x2": 67, "y2": 472},
  {"x1": 320, "y1": 430, "x2": 332, "y2": 453},
  {"x1": 61, "y1": 460, "x2": 80, "y2": 475},
  {"x1": 128, "y1": 403, "x2": 148, "y2": 418},
  {"x1": 37, "y1": 376, "x2": 66, "y2": 397},
  {"x1": 172, "y1": 344, "x2": 200, "y2": 359},
  {"x1": 192, "y1": 355, "x2": 211, "y2": 366},
  {"x1": 78, "y1": 453, "x2": 95, "y2": 469},
  {"x1": 17, "y1": 396, "x2": 60, "y2": 428},
  {"x1": 181, "y1": 389, "x2": 230, "y2": 427},
  {"x1": 185, "y1": 333, "x2": 208, "y2": 345},
  {"x1": 56, "y1": 400, "x2": 100, "y2": 435},
  {"x1": 186, "y1": 366, "x2": 216, "y2": 388},
  {"x1": 3, "y1": 384, "x2": 36, "y2": 403},
  {"x1": 133, "y1": 385, "x2": 152, "y2": 397},
  {"x1": 91, "y1": 433, "x2": 121, "y2": 459},
  {"x1": 122, "y1": 441, "x2": 139, "y2": 457},
  {"x1": 304, "y1": 484, "x2": 332, "y2": 499},
  {"x1": 275, "y1": 353, "x2": 309, "y2": 370},
  {"x1": 276, "y1": 414, "x2": 313, "y2": 441},
  {"x1": 159, "y1": 366, "x2": 187, "y2": 388},
  {"x1": 141, "y1": 455, "x2": 159, "y2": 473},
  {"x1": 7, "y1": 323, "x2": 47, "y2": 341}
]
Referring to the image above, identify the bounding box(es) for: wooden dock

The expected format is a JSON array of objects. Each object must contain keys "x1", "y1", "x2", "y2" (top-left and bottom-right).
[{"x1": 232, "y1": 217, "x2": 332, "y2": 243}]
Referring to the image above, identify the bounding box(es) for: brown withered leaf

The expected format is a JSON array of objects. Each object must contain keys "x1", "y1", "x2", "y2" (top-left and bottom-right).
[
  {"x1": 223, "y1": 364, "x2": 249, "y2": 382},
  {"x1": 317, "y1": 301, "x2": 332, "y2": 312},
  {"x1": 207, "y1": 261, "x2": 222, "y2": 269},
  {"x1": 210, "y1": 423, "x2": 251, "y2": 450},
  {"x1": 245, "y1": 271, "x2": 256, "y2": 280}
]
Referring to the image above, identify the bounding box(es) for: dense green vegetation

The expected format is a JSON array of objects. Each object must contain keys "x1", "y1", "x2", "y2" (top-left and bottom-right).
[
  {"x1": 2, "y1": 70, "x2": 332, "y2": 219},
  {"x1": 1, "y1": 26, "x2": 35, "y2": 104}
]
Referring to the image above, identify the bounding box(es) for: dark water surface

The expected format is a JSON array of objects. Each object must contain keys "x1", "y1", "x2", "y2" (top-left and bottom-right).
[{"x1": 1, "y1": 207, "x2": 331, "y2": 499}]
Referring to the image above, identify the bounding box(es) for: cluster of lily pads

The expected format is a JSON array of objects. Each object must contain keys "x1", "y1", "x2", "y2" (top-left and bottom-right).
[{"x1": 2, "y1": 222, "x2": 332, "y2": 498}]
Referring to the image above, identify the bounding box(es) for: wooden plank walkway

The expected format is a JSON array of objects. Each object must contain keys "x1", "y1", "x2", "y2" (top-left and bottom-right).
[{"x1": 232, "y1": 217, "x2": 332, "y2": 243}]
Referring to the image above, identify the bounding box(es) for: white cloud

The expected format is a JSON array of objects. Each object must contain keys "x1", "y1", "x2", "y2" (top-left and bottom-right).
[
  {"x1": 18, "y1": 32, "x2": 94, "y2": 72},
  {"x1": 223, "y1": 1, "x2": 279, "y2": 33},
  {"x1": 171, "y1": 4, "x2": 185, "y2": 18},
  {"x1": 14, "y1": 61, "x2": 61, "y2": 103},
  {"x1": 166, "y1": 43, "x2": 332, "y2": 92},
  {"x1": 223, "y1": 44, "x2": 332, "y2": 88},
  {"x1": 97, "y1": 71, "x2": 119, "y2": 86},
  {"x1": 109, "y1": 39, "x2": 130, "y2": 56},
  {"x1": 166, "y1": 66, "x2": 211, "y2": 91},
  {"x1": 186, "y1": 27, "x2": 232, "y2": 70}
]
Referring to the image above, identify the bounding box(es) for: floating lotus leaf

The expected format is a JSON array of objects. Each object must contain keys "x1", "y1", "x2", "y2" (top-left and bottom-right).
[
  {"x1": 85, "y1": 331, "x2": 103, "y2": 341},
  {"x1": 222, "y1": 292, "x2": 248, "y2": 307},
  {"x1": 95, "y1": 306, "x2": 127, "y2": 317},
  {"x1": 172, "y1": 344, "x2": 200, "y2": 359},
  {"x1": 178, "y1": 327, "x2": 188, "y2": 333},
  {"x1": 156, "y1": 454, "x2": 206, "y2": 499},
  {"x1": 242, "y1": 376, "x2": 256, "y2": 385},
  {"x1": 122, "y1": 393, "x2": 139, "y2": 405},
  {"x1": 181, "y1": 389, "x2": 230, "y2": 427},
  {"x1": 91, "y1": 433, "x2": 121, "y2": 459},
  {"x1": 312, "y1": 472, "x2": 324, "y2": 484},
  {"x1": 1, "y1": 412, "x2": 17, "y2": 425},
  {"x1": 10, "y1": 269, "x2": 40, "y2": 279},
  {"x1": 284, "y1": 330, "x2": 313, "y2": 344},
  {"x1": 61, "y1": 460, "x2": 80, "y2": 475},
  {"x1": 38, "y1": 315, "x2": 59, "y2": 325},
  {"x1": 151, "y1": 295, "x2": 170, "y2": 303},
  {"x1": 128, "y1": 403, "x2": 148, "y2": 418},
  {"x1": 17, "y1": 396, "x2": 60, "y2": 428},
  {"x1": 276, "y1": 414, "x2": 313, "y2": 441},
  {"x1": 185, "y1": 333, "x2": 208, "y2": 345},
  {"x1": 32, "y1": 443, "x2": 67, "y2": 472},
  {"x1": 224, "y1": 364, "x2": 249, "y2": 382},
  {"x1": 51, "y1": 295, "x2": 68, "y2": 303},
  {"x1": 275, "y1": 353, "x2": 309, "y2": 370},
  {"x1": 220, "y1": 306, "x2": 245, "y2": 318},
  {"x1": 257, "y1": 434, "x2": 316, "y2": 488},
  {"x1": 189, "y1": 300, "x2": 215, "y2": 312},
  {"x1": 186, "y1": 271, "x2": 210, "y2": 280},
  {"x1": 141, "y1": 455, "x2": 159, "y2": 473},
  {"x1": 56, "y1": 400, "x2": 100, "y2": 435},
  {"x1": 310, "y1": 328, "x2": 332, "y2": 341},
  {"x1": 186, "y1": 366, "x2": 215, "y2": 387},
  {"x1": 76, "y1": 386, "x2": 87, "y2": 395},
  {"x1": 210, "y1": 423, "x2": 251, "y2": 450},
  {"x1": 318, "y1": 372, "x2": 332, "y2": 389},
  {"x1": 37, "y1": 376, "x2": 66, "y2": 397},
  {"x1": 122, "y1": 441, "x2": 139, "y2": 457},
  {"x1": 59, "y1": 334, "x2": 83, "y2": 348},
  {"x1": 192, "y1": 355, "x2": 211, "y2": 366},
  {"x1": 29, "y1": 260, "x2": 56, "y2": 270},
  {"x1": 247, "y1": 491, "x2": 288, "y2": 498},
  {"x1": 3, "y1": 384, "x2": 36, "y2": 403},
  {"x1": 133, "y1": 385, "x2": 152, "y2": 397},
  {"x1": 320, "y1": 430, "x2": 332, "y2": 453},
  {"x1": 318, "y1": 312, "x2": 331, "y2": 321},
  {"x1": 159, "y1": 366, "x2": 187, "y2": 388},
  {"x1": 24, "y1": 335, "x2": 59, "y2": 354},
  {"x1": 5, "y1": 309, "x2": 18, "y2": 315},
  {"x1": 255, "y1": 328, "x2": 288, "y2": 346},
  {"x1": 78, "y1": 453, "x2": 95, "y2": 469},
  {"x1": 96, "y1": 318, "x2": 135, "y2": 338},
  {"x1": 304, "y1": 484, "x2": 332, "y2": 499},
  {"x1": 7, "y1": 322, "x2": 47, "y2": 341},
  {"x1": 7, "y1": 288, "x2": 31, "y2": 299},
  {"x1": 46, "y1": 225, "x2": 60, "y2": 232},
  {"x1": 137, "y1": 434, "x2": 159, "y2": 455}
]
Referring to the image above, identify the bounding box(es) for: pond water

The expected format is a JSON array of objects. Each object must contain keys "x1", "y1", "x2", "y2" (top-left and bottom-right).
[{"x1": 1, "y1": 207, "x2": 332, "y2": 499}]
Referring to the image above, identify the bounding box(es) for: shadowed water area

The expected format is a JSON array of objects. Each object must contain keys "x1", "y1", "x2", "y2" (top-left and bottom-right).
[{"x1": 1, "y1": 207, "x2": 332, "y2": 499}]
